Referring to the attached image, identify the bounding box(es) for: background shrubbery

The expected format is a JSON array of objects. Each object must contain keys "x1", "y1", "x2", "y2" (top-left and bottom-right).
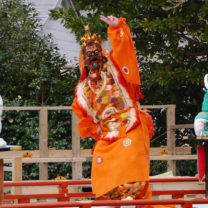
[{"x1": 0, "y1": 0, "x2": 79, "y2": 180}]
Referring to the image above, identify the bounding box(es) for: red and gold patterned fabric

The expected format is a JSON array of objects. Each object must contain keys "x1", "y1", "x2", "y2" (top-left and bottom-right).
[
  {"x1": 102, "y1": 181, "x2": 149, "y2": 200},
  {"x1": 82, "y1": 65, "x2": 132, "y2": 141},
  {"x1": 74, "y1": 57, "x2": 140, "y2": 142}
]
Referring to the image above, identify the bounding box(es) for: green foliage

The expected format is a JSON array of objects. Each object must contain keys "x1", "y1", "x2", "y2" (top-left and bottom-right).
[
  {"x1": 22, "y1": 164, "x2": 39, "y2": 180},
  {"x1": 50, "y1": 0, "x2": 208, "y2": 104},
  {"x1": 49, "y1": 0, "x2": 208, "y2": 125},
  {"x1": 2, "y1": 110, "x2": 39, "y2": 149},
  {"x1": 80, "y1": 137, "x2": 96, "y2": 149},
  {"x1": 0, "y1": 0, "x2": 80, "y2": 180},
  {"x1": 48, "y1": 110, "x2": 72, "y2": 149},
  {"x1": 82, "y1": 162, "x2": 92, "y2": 178},
  {"x1": 150, "y1": 160, "x2": 197, "y2": 176},
  {"x1": 150, "y1": 161, "x2": 167, "y2": 176},
  {"x1": 0, "y1": 0, "x2": 80, "y2": 105},
  {"x1": 176, "y1": 160, "x2": 197, "y2": 176},
  {"x1": 48, "y1": 163, "x2": 72, "y2": 180}
]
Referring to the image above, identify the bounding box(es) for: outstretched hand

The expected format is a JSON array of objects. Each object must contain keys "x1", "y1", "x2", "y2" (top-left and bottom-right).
[{"x1": 100, "y1": 15, "x2": 118, "y2": 27}]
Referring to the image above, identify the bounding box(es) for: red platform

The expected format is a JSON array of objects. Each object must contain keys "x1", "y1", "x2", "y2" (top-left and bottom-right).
[{"x1": 0, "y1": 178, "x2": 207, "y2": 208}]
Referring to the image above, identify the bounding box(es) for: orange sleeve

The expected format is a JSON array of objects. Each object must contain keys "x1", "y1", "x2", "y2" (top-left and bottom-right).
[
  {"x1": 72, "y1": 98, "x2": 85, "y2": 120},
  {"x1": 72, "y1": 99, "x2": 100, "y2": 140},
  {"x1": 108, "y1": 18, "x2": 141, "y2": 85}
]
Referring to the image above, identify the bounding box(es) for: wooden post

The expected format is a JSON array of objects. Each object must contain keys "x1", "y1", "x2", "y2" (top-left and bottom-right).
[
  {"x1": 72, "y1": 112, "x2": 82, "y2": 192},
  {"x1": 39, "y1": 107, "x2": 48, "y2": 180},
  {"x1": 0, "y1": 159, "x2": 3, "y2": 205},
  {"x1": 12, "y1": 157, "x2": 22, "y2": 196},
  {"x1": 167, "y1": 105, "x2": 176, "y2": 175}
]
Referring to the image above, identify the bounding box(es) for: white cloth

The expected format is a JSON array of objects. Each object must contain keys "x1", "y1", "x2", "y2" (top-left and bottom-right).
[{"x1": 0, "y1": 138, "x2": 7, "y2": 148}]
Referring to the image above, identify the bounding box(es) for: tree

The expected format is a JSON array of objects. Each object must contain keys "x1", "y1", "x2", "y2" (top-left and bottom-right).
[
  {"x1": 0, "y1": 0, "x2": 80, "y2": 106},
  {"x1": 0, "y1": 0, "x2": 80, "y2": 180},
  {"x1": 50, "y1": 0, "x2": 208, "y2": 175},
  {"x1": 50, "y1": 0, "x2": 208, "y2": 109}
]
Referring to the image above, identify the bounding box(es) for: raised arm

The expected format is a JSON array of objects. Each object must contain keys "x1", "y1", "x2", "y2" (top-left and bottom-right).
[{"x1": 100, "y1": 15, "x2": 141, "y2": 85}]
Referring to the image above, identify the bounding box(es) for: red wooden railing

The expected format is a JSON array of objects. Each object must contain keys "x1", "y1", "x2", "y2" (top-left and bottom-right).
[
  {"x1": 1, "y1": 199, "x2": 208, "y2": 208},
  {"x1": 1, "y1": 178, "x2": 207, "y2": 208}
]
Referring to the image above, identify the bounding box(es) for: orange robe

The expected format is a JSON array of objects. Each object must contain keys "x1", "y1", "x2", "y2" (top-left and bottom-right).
[{"x1": 72, "y1": 18, "x2": 176, "y2": 208}]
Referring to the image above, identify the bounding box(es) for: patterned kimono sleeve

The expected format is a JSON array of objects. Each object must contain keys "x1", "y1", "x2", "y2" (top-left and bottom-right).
[
  {"x1": 107, "y1": 17, "x2": 141, "y2": 85},
  {"x1": 72, "y1": 99, "x2": 101, "y2": 140}
]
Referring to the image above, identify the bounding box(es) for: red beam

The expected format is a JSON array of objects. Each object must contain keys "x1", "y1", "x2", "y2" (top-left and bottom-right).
[
  {"x1": 1, "y1": 199, "x2": 208, "y2": 208},
  {"x1": 4, "y1": 180, "x2": 92, "y2": 187},
  {"x1": 67, "y1": 192, "x2": 95, "y2": 197},
  {"x1": 152, "y1": 190, "x2": 205, "y2": 195},
  {"x1": 150, "y1": 178, "x2": 203, "y2": 183},
  {"x1": 4, "y1": 193, "x2": 95, "y2": 201},
  {"x1": 4, "y1": 190, "x2": 204, "y2": 201},
  {"x1": 4, "y1": 193, "x2": 64, "y2": 200},
  {"x1": 3, "y1": 178, "x2": 204, "y2": 187}
]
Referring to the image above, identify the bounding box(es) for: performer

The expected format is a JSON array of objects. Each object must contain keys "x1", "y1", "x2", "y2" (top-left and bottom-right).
[{"x1": 72, "y1": 15, "x2": 175, "y2": 207}]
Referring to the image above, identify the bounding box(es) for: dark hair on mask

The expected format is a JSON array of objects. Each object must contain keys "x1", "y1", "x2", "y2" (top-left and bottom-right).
[{"x1": 82, "y1": 42, "x2": 102, "y2": 55}]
